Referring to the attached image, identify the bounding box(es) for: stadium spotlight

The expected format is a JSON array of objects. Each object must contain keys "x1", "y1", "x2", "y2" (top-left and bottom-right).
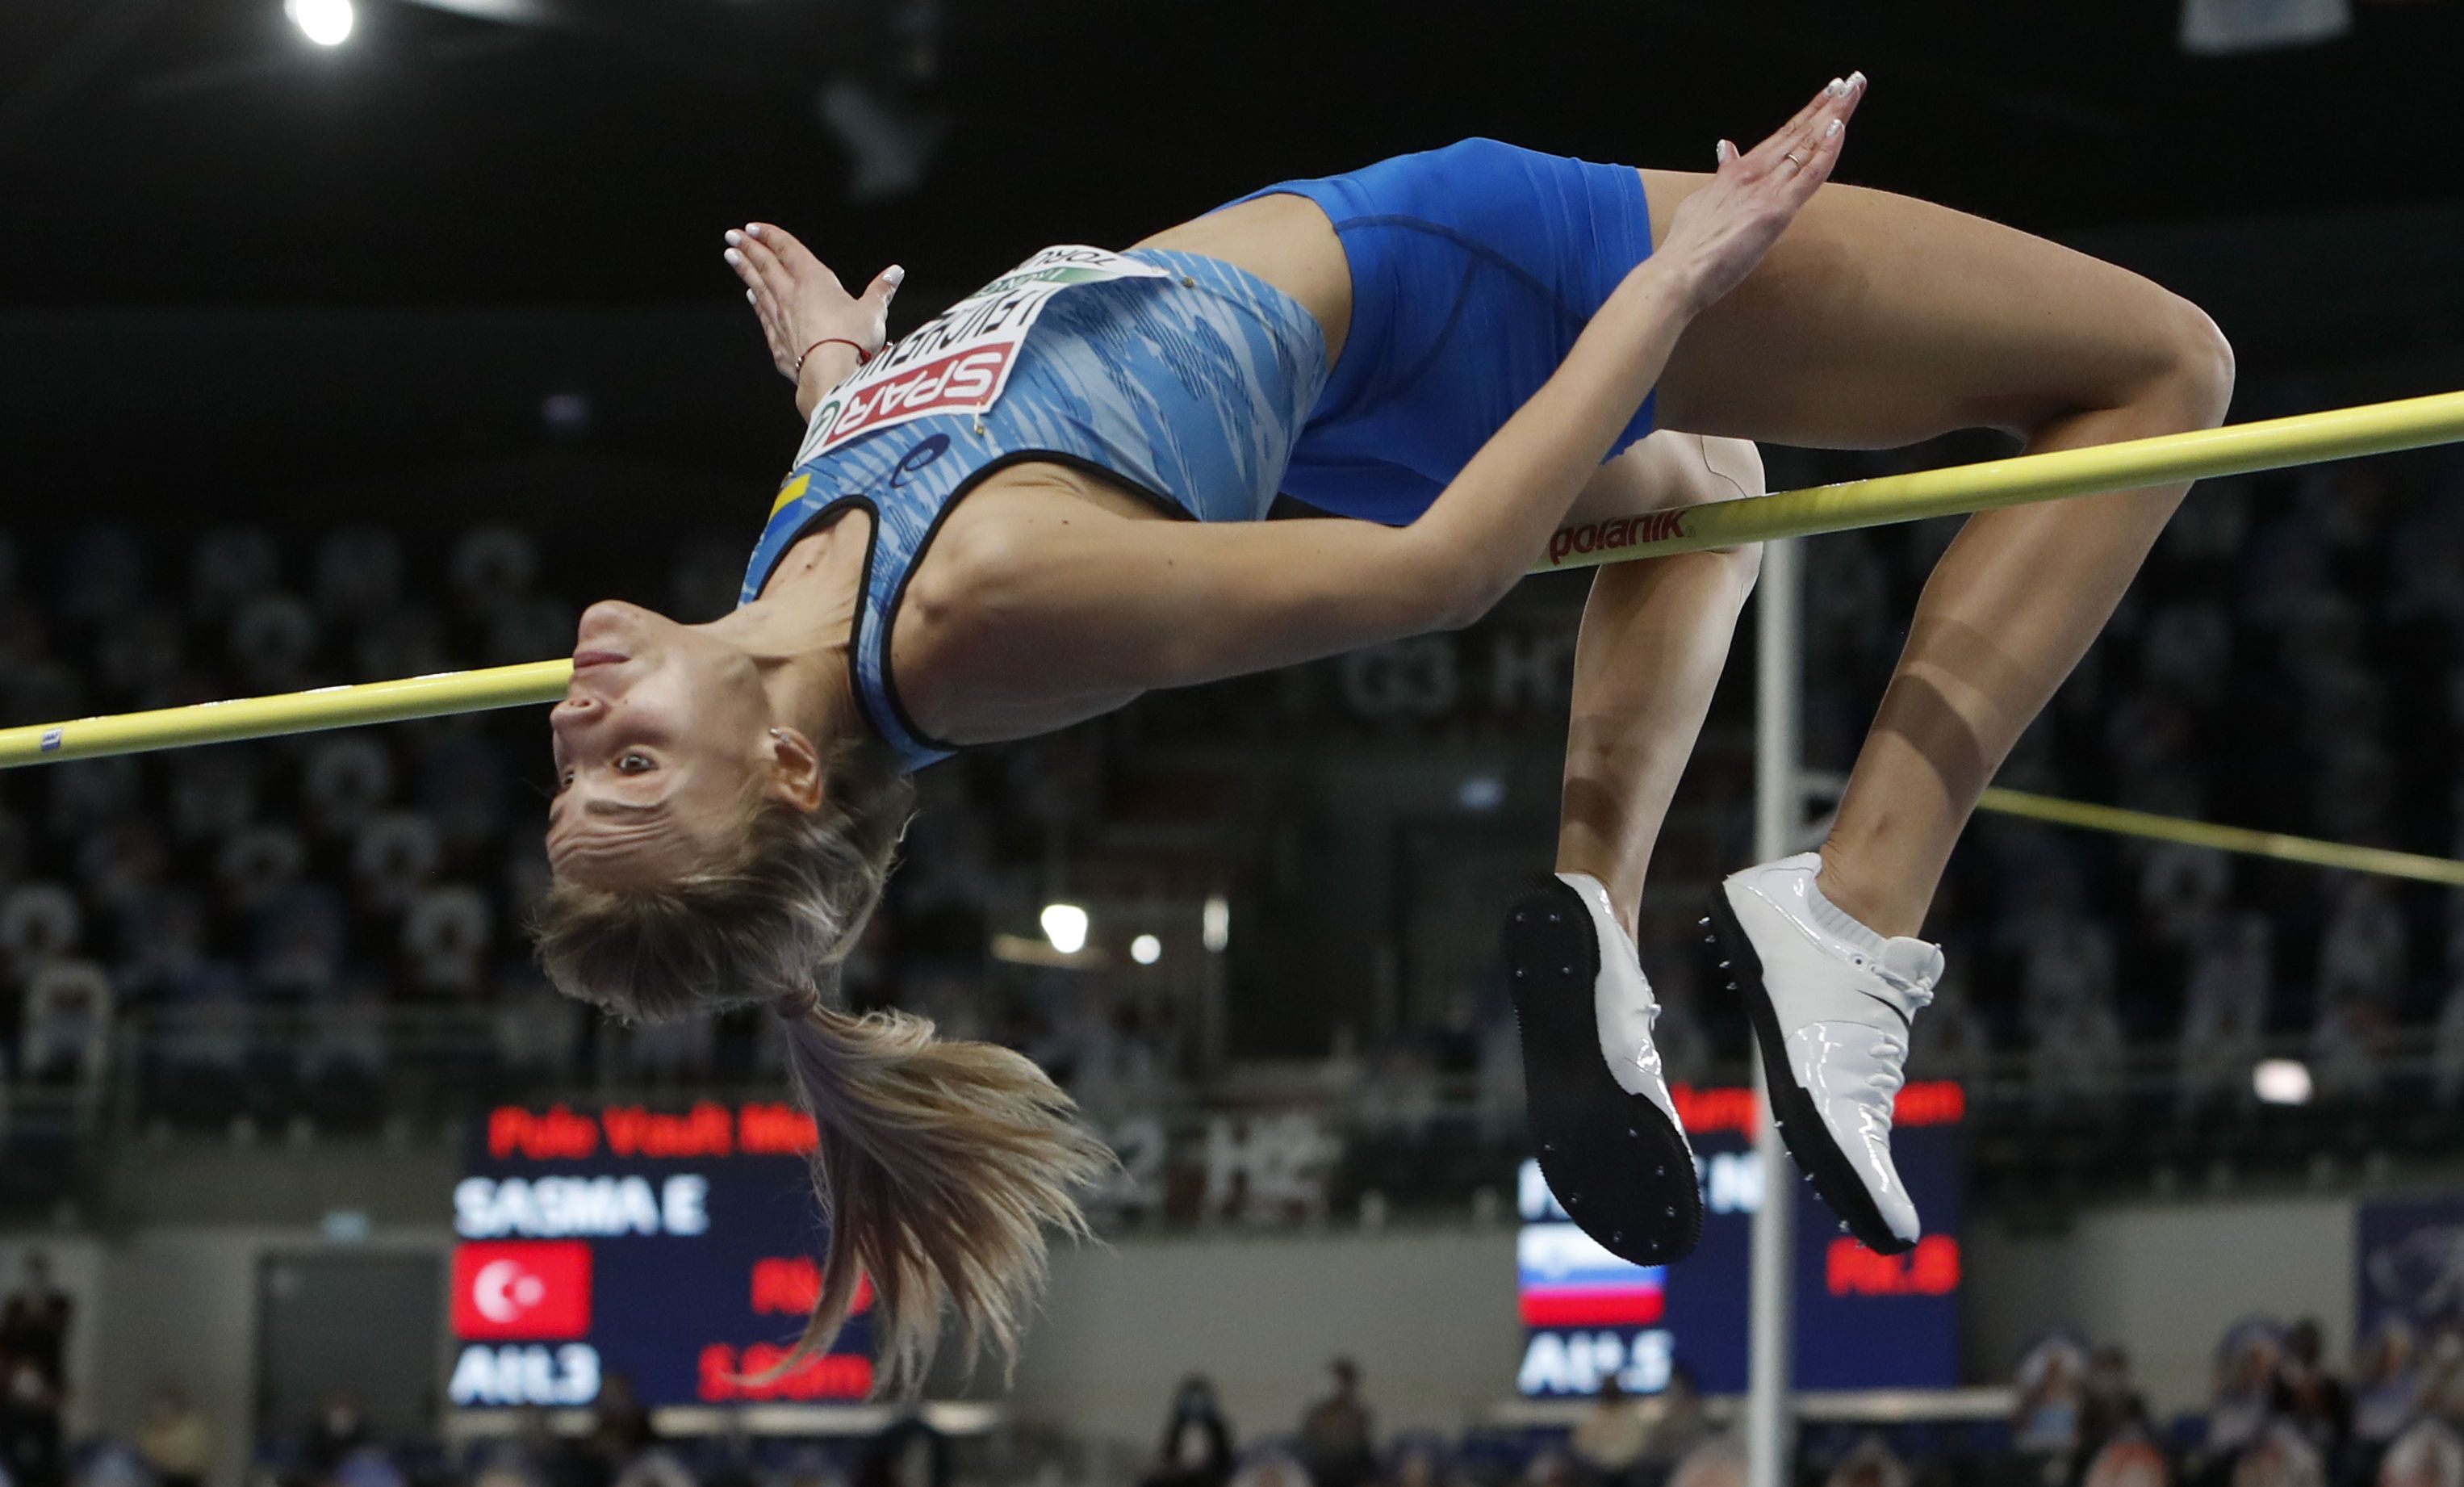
[
  {"x1": 285, "y1": 0, "x2": 355, "y2": 46},
  {"x1": 1202, "y1": 894, "x2": 1230, "y2": 953},
  {"x1": 2252, "y1": 1057, "x2": 2314, "y2": 1107},
  {"x1": 1040, "y1": 903, "x2": 1089, "y2": 957},
  {"x1": 1131, "y1": 934, "x2": 1162, "y2": 966}
]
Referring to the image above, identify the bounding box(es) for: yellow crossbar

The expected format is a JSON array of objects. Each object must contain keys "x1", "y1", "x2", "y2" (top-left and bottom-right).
[
  {"x1": 1536, "y1": 387, "x2": 2464, "y2": 569},
  {"x1": 5, "y1": 389, "x2": 2462, "y2": 769},
  {"x1": 1975, "y1": 785, "x2": 2464, "y2": 888}
]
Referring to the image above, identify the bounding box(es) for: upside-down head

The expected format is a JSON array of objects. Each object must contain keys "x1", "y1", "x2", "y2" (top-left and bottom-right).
[{"x1": 534, "y1": 599, "x2": 1113, "y2": 1393}]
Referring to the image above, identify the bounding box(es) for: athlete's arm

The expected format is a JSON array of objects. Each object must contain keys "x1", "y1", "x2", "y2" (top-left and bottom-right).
[{"x1": 929, "y1": 77, "x2": 1861, "y2": 702}]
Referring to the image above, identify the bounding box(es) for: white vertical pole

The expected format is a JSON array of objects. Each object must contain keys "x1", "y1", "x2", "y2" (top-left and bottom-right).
[{"x1": 1746, "y1": 536, "x2": 1802, "y2": 1487}]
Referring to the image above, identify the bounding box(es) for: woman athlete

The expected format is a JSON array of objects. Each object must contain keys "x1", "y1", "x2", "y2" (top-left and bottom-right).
[{"x1": 535, "y1": 73, "x2": 2232, "y2": 1390}]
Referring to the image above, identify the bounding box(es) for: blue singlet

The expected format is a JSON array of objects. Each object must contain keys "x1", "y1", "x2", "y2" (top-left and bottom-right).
[{"x1": 743, "y1": 138, "x2": 1658, "y2": 773}]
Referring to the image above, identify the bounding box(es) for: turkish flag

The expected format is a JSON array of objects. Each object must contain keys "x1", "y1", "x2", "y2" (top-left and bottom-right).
[{"x1": 452, "y1": 1242, "x2": 594, "y2": 1340}]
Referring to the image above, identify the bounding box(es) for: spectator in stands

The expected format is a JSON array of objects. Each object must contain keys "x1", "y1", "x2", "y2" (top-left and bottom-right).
[
  {"x1": 2082, "y1": 1345, "x2": 2156, "y2": 1467},
  {"x1": 2274, "y1": 1319, "x2": 2354, "y2": 1464},
  {"x1": 1639, "y1": 1365, "x2": 1710, "y2": 1472},
  {"x1": 1516, "y1": 1452, "x2": 1573, "y2": 1487},
  {"x1": 2084, "y1": 1438, "x2": 2172, "y2": 1487},
  {"x1": 1667, "y1": 1439, "x2": 1744, "y2": 1487},
  {"x1": 2415, "y1": 1330, "x2": 2464, "y2": 1438},
  {"x1": 19, "y1": 963, "x2": 110, "y2": 1090},
  {"x1": 589, "y1": 1376, "x2": 657, "y2": 1476},
  {"x1": 0, "y1": 1360, "x2": 61, "y2": 1487},
  {"x1": 1820, "y1": 1436, "x2": 1910, "y2": 1487},
  {"x1": 0, "y1": 1255, "x2": 69, "y2": 1390},
  {"x1": 612, "y1": 1448, "x2": 698, "y2": 1487},
  {"x1": 1386, "y1": 1438, "x2": 1451, "y2": 1487},
  {"x1": 2180, "y1": 916, "x2": 2272, "y2": 1117},
  {"x1": 2234, "y1": 1422, "x2": 2328, "y2": 1487},
  {"x1": 1227, "y1": 1449, "x2": 1311, "y2": 1487},
  {"x1": 302, "y1": 1392, "x2": 374, "y2": 1482},
  {"x1": 1144, "y1": 1376, "x2": 1235, "y2": 1487},
  {"x1": 2213, "y1": 1325, "x2": 2285, "y2": 1461},
  {"x1": 2434, "y1": 978, "x2": 2464, "y2": 1108},
  {"x1": 2381, "y1": 1421, "x2": 2464, "y2": 1487},
  {"x1": 1296, "y1": 1359, "x2": 1375, "y2": 1487},
  {"x1": 138, "y1": 1383, "x2": 210, "y2": 1487},
  {"x1": 330, "y1": 1447, "x2": 406, "y2": 1487},
  {"x1": 2356, "y1": 1322, "x2": 2426, "y2": 1463},
  {"x1": 1568, "y1": 1374, "x2": 1647, "y2": 1485},
  {"x1": 2014, "y1": 1337, "x2": 2089, "y2": 1465}
]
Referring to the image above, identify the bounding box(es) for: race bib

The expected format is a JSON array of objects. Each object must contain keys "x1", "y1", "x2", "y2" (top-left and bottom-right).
[{"x1": 796, "y1": 245, "x2": 1172, "y2": 461}]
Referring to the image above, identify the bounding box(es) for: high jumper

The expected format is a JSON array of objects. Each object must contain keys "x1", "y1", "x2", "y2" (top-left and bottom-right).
[{"x1": 529, "y1": 73, "x2": 2234, "y2": 1387}]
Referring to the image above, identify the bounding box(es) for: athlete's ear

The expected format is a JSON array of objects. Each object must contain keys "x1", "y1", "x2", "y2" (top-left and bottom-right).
[{"x1": 762, "y1": 726, "x2": 827, "y2": 814}]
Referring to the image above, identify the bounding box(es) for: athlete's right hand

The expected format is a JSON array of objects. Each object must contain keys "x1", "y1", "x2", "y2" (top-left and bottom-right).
[
  {"x1": 722, "y1": 222, "x2": 904, "y2": 387},
  {"x1": 1652, "y1": 72, "x2": 1864, "y2": 316}
]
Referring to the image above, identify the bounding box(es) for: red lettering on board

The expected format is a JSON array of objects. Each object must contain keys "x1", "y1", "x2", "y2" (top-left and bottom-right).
[
  {"x1": 738, "y1": 1102, "x2": 821, "y2": 1156},
  {"x1": 602, "y1": 1102, "x2": 735, "y2": 1159},
  {"x1": 1826, "y1": 1234, "x2": 1961, "y2": 1296},
  {"x1": 488, "y1": 1105, "x2": 600, "y2": 1161},
  {"x1": 697, "y1": 1342, "x2": 875, "y2": 1401}
]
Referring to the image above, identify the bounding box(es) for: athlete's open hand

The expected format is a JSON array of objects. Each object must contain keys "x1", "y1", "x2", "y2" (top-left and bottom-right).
[
  {"x1": 722, "y1": 221, "x2": 903, "y2": 388},
  {"x1": 1655, "y1": 72, "x2": 1864, "y2": 316}
]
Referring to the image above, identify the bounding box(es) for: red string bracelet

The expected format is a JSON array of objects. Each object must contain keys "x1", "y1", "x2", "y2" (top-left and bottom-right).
[{"x1": 795, "y1": 337, "x2": 875, "y2": 377}]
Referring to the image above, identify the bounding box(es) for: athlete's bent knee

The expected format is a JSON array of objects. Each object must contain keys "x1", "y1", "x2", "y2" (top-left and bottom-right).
[
  {"x1": 2152, "y1": 295, "x2": 2236, "y2": 430},
  {"x1": 1696, "y1": 435, "x2": 1766, "y2": 593}
]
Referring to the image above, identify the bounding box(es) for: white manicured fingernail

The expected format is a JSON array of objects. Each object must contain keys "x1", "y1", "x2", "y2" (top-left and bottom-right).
[
  {"x1": 723, "y1": 248, "x2": 743, "y2": 266},
  {"x1": 725, "y1": 229, "x2": 743, "y2": 245},
  {"x1": 1826, "y1": 119, "x2": 1843, "y2": 136},
  {"x1": 1826, "y1": 77, "x2": 1846, "y2": 97},
  {"x1": 745, "y1": 224, "x2": 764, "y2": 237},
  {"x1": 885, "y1": 265, "x2": 906, "y2": 286},
  {"x1": 746, "y1": 289, "x2": 756, "y2": 304},
  {"x1": 1850, "y1": 70, "x2": 1866, "y2": 88}
]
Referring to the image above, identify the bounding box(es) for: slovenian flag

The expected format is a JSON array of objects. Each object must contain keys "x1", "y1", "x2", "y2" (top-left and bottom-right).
[{"x1": 1517, "y1": 1222, "x2": 1667, "y2": 1327}]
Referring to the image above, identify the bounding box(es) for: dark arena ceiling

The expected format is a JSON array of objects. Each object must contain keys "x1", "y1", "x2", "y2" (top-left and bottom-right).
[{"x1": 6, "y1": 0, "x2": 2464, "y2": 310}]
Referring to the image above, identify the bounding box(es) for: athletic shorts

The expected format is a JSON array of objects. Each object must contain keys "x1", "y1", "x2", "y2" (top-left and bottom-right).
[{"x1": 1229, "y1": 137, "x2": 1659, "y2": 526}]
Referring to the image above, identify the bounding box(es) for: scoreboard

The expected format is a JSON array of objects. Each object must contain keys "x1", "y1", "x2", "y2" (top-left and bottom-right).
[
  {"x1": 1516, "y1": 1080, "x2": 1966, "y2": 1397},
  {"x1": 447, "y1": 1102, "x2": 875, "y2": 1410}
]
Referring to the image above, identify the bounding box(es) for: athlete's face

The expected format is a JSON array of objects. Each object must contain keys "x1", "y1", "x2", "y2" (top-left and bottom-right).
[{"x1": 546, "y1": 601, "x2": 779, "y2": 887}]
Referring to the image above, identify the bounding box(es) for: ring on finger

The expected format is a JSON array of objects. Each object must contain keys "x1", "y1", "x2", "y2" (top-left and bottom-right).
[{"x1": 1784, "y1": 149, "x2": 1808, "y2": 169}]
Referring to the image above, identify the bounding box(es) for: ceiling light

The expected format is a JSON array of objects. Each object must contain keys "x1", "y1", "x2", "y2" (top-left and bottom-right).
[
  {"x1": 286, "y1": 0, "x2": 355, "y2": 46},
  {"x1": 1040, "y1": 903, "x2": 1088, "y2": 957},
  {"x1": 2253, "y1": 1058, "x2": 2312, "y2": 1107}
]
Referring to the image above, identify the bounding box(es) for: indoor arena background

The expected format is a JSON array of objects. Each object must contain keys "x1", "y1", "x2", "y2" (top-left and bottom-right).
[{"x1": 8, "y1": 3, "x2": 2464, "y2": 1487}]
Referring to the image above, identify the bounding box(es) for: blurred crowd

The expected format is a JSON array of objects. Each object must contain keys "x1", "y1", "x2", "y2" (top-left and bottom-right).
[
  {"x1": 23, "y1": 1312, "x2": 2464, "y2": 1487},
  {"x1": 2006, "y1": 1313, "x2": 2464, "y2": 1487}
]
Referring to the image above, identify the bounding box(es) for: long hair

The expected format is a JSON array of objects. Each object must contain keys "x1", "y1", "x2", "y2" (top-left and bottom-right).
[{"x1": 533, "y1": 739, "x2": 1113, "y2": 1393}]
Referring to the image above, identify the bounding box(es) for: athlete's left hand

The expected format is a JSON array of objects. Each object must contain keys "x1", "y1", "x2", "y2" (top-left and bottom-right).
[
  {"x1": 722, "y1": 221, "x2": 903, "y2": 389},
  {"x1": 1655, "y1": 71, "x2": 1864, "y2": 316}
]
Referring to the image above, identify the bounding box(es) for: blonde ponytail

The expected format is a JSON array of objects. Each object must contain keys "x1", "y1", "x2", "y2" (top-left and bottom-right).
[
  {"x1": 772, "y1": 992, "x2": 1117, "y2": 1393},
  {"x1": 536, "y1": 739, "x2": 1112, "y2": 1393}
]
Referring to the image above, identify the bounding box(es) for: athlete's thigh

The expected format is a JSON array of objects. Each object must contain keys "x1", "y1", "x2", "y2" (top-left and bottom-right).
[{"x1": 1642, "y1": 170, "x2": 2210, "y2": 450}]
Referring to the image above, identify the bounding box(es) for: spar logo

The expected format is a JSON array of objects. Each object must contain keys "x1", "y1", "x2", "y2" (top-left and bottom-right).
[
  {"x1": 1547, "y1": 509, "x2": 1687, "y2": 567},
  {"x1": 821, "y1": 346, "x2": 1012, "y2": 447},
  {"x1": 451, "y1": 1241, "x2": 593, "y2": 1341}
]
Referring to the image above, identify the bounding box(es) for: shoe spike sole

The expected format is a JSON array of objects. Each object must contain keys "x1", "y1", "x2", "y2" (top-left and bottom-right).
[{"x1": 1504, "y1": 876, "x2": 1703, "y2": 1267}]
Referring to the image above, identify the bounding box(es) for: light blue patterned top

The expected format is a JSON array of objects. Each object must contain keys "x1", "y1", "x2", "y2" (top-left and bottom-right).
[{"x1": 739, "y1": 248, "x2": 1329, "y2": 773}]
